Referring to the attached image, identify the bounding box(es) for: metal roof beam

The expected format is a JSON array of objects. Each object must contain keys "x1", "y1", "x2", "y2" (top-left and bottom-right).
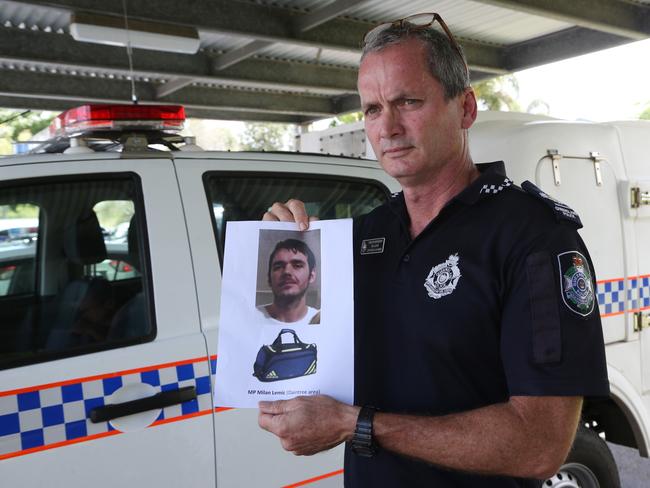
[
  {"x1": 0, "y1": 69, "x2": 337, "y2": 118},
  {"x1": 504, "y1": 26, "x2": 632, "y2": 71},
  {"x1": 191, "y1": 0, "x2": 371, "y2": 96},
  {"x1": 212, "y1": 40, "x2": 274, "y2": 71},
  {"x1": 474, "y1": 0, "x2": 650, "y2": 40},
  {"x1": 0, "y1": 27, "x2": 358, "y2": 95},
  {"x1": 211, "y1": 0, "x2": 370, "y2": 72},
  {"x1": 295, "y1": 0, "x2": 371, "y2": 32}
]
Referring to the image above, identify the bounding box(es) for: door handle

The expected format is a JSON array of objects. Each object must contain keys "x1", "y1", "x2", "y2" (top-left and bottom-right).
[{"x1": 89, "y1": 386, "x2": 197, "y2": 423}]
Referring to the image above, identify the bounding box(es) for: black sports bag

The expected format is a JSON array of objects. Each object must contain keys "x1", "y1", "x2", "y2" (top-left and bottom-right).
[{"x1": 253, "y1": 329, "x2": 317, "y2": 382}]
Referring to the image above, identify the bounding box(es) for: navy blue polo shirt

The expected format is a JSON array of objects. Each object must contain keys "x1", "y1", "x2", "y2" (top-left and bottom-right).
[{"x1": 345, "y1": 161, "x2": 609, "y2": 488}]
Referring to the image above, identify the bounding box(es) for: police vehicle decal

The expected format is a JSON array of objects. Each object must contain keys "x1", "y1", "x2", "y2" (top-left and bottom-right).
[
  {"x1": 558, "y1": 251, "x2": 595, "y2": 316},
  {"x1": 597, "y1": 274, "x2": 650, "y2": 317},
  {"x1": 0, "y1": 356, "x2": 220, "y2": 461},
  {"x1": 424, "y1": 254, "x2": 461, "y2": 299}
]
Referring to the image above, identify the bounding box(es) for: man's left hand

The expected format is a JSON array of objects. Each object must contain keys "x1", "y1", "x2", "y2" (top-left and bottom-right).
[{"x1": 258, "y1": 395, "x2": 359, "y2": 455}]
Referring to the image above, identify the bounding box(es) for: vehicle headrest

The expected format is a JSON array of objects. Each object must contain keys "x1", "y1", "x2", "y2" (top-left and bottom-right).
[
  {"x1": 63, "y1": 211, "x2": 107, "y2": 265},
  {"x1": 127, "y1": 215, "x2": 140, "y2": 270}
]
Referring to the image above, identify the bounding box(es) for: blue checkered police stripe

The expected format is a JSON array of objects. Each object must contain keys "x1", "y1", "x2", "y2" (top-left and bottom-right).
[
  {"x1": 597, "y1": 274, "x2": 650, "y2": 317},
  {"x1": 0, "y1": 355, "x2": 219, "y2": 460}
]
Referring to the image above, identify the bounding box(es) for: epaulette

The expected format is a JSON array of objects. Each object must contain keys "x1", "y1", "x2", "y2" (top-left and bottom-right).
[{"x1": 521, "y1": 181, "x2": 583, "y2": 228}]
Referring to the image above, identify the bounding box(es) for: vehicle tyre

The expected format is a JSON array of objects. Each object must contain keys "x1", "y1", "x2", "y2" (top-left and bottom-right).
[{"x1": 543, "y1": 426, "x2": 620, "y2": 488}]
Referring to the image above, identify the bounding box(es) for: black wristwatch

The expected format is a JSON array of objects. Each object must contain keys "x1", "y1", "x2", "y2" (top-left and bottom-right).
[{"x1": 350, "y1": 406, "x2": 378, "y2": 457}]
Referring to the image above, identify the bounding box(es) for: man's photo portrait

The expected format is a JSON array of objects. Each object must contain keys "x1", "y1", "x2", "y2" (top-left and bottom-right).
[{"x1": 255, "y1": 229, "x2": 321, "y2": 325}]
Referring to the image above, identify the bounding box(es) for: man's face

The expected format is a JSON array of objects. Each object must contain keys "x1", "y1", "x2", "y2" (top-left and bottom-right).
[
  {"x1": 269, "y1": 248, "x2": 315, "y2": 301},
  {"x1": 358, "y1": 38, "x2": 473, "y2": 186}
]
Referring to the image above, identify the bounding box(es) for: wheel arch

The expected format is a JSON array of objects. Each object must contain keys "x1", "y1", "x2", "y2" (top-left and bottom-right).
[{"x1": 582, "y1": 366, "x2": 650, "y2": 457}]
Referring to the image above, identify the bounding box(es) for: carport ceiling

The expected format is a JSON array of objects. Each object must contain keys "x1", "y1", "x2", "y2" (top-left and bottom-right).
[{"x1": 0, "y1": 0, "x2": 649, "y2": 123}]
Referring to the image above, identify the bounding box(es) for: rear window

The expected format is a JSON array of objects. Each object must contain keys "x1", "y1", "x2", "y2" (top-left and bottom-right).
[{"x1": 203, "y1": 173, "x2": 389, "y2": 261}]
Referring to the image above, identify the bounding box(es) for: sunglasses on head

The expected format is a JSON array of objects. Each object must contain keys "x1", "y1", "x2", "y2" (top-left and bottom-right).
[{"x1": 363, "y1": 13, "x2": 469, "y2": 77}]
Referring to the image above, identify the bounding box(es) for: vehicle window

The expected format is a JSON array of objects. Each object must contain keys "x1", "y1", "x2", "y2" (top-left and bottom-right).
[
  {"x1": 204, "y1": 173, "x2": 389, "y2": 261},
  {"x1": 0, "y1": 176, "x2": 153, "y2": 369},
  {"x1": 0, "y1": 205, "x2": 39, "y2": 297},
  {"x1": 91, "y1": 200, "x2": 141, "y2": 282}
]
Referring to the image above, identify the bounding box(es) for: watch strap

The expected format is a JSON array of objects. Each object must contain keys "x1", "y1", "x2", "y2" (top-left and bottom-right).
[{"x1": 351, "y1": 406, "x2": 378, "y2": 457}]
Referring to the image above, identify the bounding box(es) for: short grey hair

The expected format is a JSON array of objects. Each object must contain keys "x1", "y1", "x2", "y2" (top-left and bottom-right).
[{"x1": 361, "y1": 23, "x2": 470, "y2": 100}]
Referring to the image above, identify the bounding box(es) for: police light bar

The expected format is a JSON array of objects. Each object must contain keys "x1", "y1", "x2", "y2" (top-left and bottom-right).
[{"x1": 49, "y1": 104, "x2": 186, "y2": 137}]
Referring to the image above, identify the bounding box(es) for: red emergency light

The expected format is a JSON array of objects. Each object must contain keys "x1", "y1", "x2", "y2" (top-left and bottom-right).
[{"x1": 49, "y1": 104, "x2": 186, "y2": 137}]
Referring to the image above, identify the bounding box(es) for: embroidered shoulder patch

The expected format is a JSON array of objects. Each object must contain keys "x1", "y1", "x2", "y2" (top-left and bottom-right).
[
  {"x1": 521, "y1": 181, "x2": 582, "y2": 227},
  {"x1": 558, "y1": 251, "x2": 595, "y2": 316},
  {"x1": 424, "y1": 254, "x2": 461, "y2": 299}
]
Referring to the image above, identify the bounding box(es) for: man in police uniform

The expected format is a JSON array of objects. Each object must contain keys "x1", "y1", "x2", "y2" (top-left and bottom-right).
[{"x1": 258, "y1": 13, "x2": 609, "y2": 487}]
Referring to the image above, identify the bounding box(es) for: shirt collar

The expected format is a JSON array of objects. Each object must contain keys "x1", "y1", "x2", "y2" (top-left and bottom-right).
[
  {"x1": 453, "y1": 161, "x2": 511, "y2": 205},
  {"x1": 388, "y1": 161, "x2": 511, "y2": 218}
]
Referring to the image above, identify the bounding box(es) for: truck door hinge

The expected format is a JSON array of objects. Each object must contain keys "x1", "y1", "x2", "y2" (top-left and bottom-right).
[
  {"x1": 631, "y1": 187, "x2": 650, "y2": 209},
  {"x1": 633, "y1": 311, "x2": 650, "y2": 332},
  {"x1": 589, "y1": 151, "x2": 603, "y2": 187},
  {"x1": 547, "y1": 149, "x2": 562, "y2": 186}
]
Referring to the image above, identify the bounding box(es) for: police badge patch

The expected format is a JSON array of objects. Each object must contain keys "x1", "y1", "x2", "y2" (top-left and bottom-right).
[
  {"x1": 558, "y1": 251, "x2": 595, "y2": 316},
  {"x1": 424, "y1": 254, "x2": 461, "y2": 299}
]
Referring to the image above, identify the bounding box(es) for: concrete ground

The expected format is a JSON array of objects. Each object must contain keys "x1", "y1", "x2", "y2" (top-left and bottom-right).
[{"x1": 608, "y1": 442, "x2": 650, "y2": 488}]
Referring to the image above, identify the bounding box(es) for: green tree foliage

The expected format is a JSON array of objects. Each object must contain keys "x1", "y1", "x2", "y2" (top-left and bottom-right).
[
  {"x1": 329, "y1": 112, "x2": 363, "y2": 127},
  {"x1": 640, "y1": 104, "x2": 650, "y2": 120},
  {"x1": 474, "y1": 75, "x2": 521, "y2": 111},
  {"x1": 0, "y1": 203, "x2": 39, "y2": 219},
  {"x1": 474, "y1": 74, "x2": 550, "y2": 115},
  {"x1": 0, "y1": 110, "x2": 56, "y2": 155},
  {"x1": 186, "y1": 119, "x2": 240, "y2": 151},
  {"x1": 240, "y1": 122, "x2": 294, "y2": 151},
  {"x1": 93, "y1": 201, "x2": 135, "y2": 230}
]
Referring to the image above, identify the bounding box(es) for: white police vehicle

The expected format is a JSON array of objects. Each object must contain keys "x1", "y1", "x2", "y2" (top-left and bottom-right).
[
  {"x1": 0, "y1": 103, "x2": 646, "y2": 487},
  {"x1": 0, "y1": 104, "x2": 392, "y2": 487}
]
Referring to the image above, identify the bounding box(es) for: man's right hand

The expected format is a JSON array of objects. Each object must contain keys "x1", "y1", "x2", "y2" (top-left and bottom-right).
[{"x1": 263, "y1": 199, "x2": 315, "y2": 231}]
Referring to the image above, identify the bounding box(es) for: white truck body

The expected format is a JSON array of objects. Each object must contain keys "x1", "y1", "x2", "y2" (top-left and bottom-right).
[{"x1": 299, "y1": 111, "x2": 650, "y2": 458}]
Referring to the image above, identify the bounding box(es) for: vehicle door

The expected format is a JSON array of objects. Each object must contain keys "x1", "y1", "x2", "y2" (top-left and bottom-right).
[
  {"x1": 631, "y1": 179, "x2": 650, "y2": 392},
  {"x1": 534, "y1": 144, "x2": 628, "y2": 345},
  {"x1": 0, "y1": 154, "x2": 215, "y2": 487},
  {"x1": 174, "y1": 152, "x2": 397, "y2": 487}
]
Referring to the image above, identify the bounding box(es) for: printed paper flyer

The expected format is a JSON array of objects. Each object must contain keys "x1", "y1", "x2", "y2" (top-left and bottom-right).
[{"x1": 214, "y1": 219, "x2": 354, "y2": 408}]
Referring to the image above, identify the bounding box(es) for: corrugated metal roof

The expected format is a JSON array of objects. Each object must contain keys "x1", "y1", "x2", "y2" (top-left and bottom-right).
[
  {"x1": 272, "y1": 0, "x2": 571, "y2": 45},
  {"x1": 0, "y1": 0, "x2": 68, "y2": 32},
  {"x1": 199, "y1": 31, "x2": 259, "y2": 53},
  {"x1": 0, "y1": 0, "x2": 647, "y2": 122},
  {"x1": 257, "y1": 45, "x2": 359, "y2": 68}
]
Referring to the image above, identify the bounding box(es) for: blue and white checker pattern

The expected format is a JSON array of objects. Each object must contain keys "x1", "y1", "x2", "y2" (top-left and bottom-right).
[
  {"x1": 630, "y1": 276, "x2": 650, "y2": 311},
  {"x1": 480, "y1": 177, "x2": 512, "y2": 195},
  {"x1": 597, "y1": 279, "x2": 627, "y2": 315},
  {"x1": 0, "y1": 357, "x2": 215, "y2": 459},
  {"x1": 596, "y1": 276, "x2": 650, "y2": 315}
]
